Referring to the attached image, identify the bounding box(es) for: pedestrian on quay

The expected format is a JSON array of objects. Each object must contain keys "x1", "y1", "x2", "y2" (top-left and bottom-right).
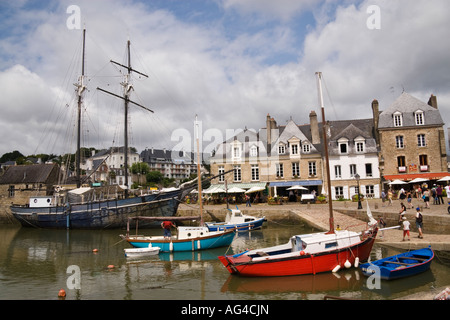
[
  {"x1": 422, "y1": 189, "x2": 430, "y2": 208},
  {"x1": 415, "y1": 207, "x2": 424, "y2": 239},
  {"x1": 437, "y1": 185, "x2": 444, "y2": 205},
  {"x1": 381, "y1": 190, "x2": 386, "y2": 206},
  {"x1": 402, "y1": 216, "x2": 410, "y2": 241},
  {"x1": 378, "y1": 215, "x2": 387, "y2": 239},
  {"x1": 407, "y1": 191, "x2": 413, "y2": 209},
  {"x1": 387, "y1": 189, "x2": 393, "y2": 206},
  {"x1": 398, "y1": 202, "x2": 407, "y2": 223}
]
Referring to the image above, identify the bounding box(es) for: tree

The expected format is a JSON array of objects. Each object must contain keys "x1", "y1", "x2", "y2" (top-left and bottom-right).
[
  {"x1": 0, "y1": 150, "x2": 24, "y2": 163},
  {"x1": 130, "y1": 162, "x2": 150, "y2": 175},
  {"x1": 146, "y1": 171, "x2": 164, "y2": 184}
]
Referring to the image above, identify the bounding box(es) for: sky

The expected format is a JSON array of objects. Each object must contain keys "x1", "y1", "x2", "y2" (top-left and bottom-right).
[{"x1": 1, "y1": 0, "x2": 449, "y2": 159}]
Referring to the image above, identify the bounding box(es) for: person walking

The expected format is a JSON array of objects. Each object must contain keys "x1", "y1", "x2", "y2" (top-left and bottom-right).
[
  {"x1": 415, "y1": 207, "x2": 424, "y2": 239},
  {"x1": 423, "y1": 189, "x2": 430, "y2": 208},
  {"x1": 437, "y1": 185, "x2": 444, "y2": 205},
  {"x1": 402, "y1": 216, "x2": 410, "y2": 241}
]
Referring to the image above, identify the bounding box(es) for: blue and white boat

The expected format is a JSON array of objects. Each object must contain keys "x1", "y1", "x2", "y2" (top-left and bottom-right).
[
  {"x1": 123, "y1": 226, "x2": 236, "y2": 252},
  {"x1": 205, "y1": 209, "x2": 265, "y2": 232},
  {"x1": 359, "y1": 246, "x2": 434, "y2": 280}
]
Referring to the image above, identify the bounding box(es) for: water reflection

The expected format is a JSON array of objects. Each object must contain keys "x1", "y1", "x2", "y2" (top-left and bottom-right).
[{"x1": 0, "y1": 224, "x2": 449, "y2": 300}]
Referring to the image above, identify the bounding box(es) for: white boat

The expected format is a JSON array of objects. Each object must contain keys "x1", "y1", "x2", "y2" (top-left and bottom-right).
[
  {"x1": 124, "y1": 246, "x2": 160, "y2": 258},
  {"x1": 205, "y1": 209, "x2": 266, "y2": 232}
]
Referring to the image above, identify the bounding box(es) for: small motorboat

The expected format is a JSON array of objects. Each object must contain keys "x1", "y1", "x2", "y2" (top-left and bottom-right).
[
  {"x1": 205, "y1": 209, "x2": 266, "y2": 232},
  {"x1": 124, "y1": 246, "x2": 160, "y2": 258},
  {"x1": 359, "y1": 246, "x2": 434, "y2": 280}
]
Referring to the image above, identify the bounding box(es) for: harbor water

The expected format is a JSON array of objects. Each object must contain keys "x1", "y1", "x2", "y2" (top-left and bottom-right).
[{"x1": 1, "y1": 222, "x2": 449, "y2": 300}]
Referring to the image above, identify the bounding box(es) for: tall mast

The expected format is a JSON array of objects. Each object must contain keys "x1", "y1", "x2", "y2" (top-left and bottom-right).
[
  {"x1": 195, "y1": 115, "x2": 203, "y2": 225},
  {"x1": 76, "y1": 28, "x2": 86, "y2": 188},
  {"x1": 97, "y1": 39, "x2": 152, "y2": 198},
  {"x1": 316, "y1": 72, "x2": 334, "y2": 234}
]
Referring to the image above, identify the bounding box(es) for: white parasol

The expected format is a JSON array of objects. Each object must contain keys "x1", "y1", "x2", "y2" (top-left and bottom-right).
[{"x1": 287, "y1": 185, "x2": 308, "y2": 190}]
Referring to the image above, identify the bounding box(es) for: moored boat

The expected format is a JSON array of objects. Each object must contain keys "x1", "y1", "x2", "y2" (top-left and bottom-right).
[
  {"x1": 359, "y1": 247, "x2": 434, "y2": 280},
  {"x1": 123, "y1": 225, "x2": 236, "y2": 253},
  {"x1": 124, "y1": 246, "x2": 160, "y2": 258},
  {"x1": 205, "y1": 208, "x2": 266, "y2": 232}
]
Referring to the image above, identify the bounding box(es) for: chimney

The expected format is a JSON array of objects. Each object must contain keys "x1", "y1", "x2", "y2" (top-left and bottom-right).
[
  {"x1": 309, "y1": 111, "x2": 320, "y2": 144},
  {"x1": 372, "y1": 99, "x2": 380, "y2": 146},
  {"x1": 428, "y1": 94, "x2": 438, "y2": 109},
  {"x1": 266, "y1": 114, "x2": 277, "y2": 155}
]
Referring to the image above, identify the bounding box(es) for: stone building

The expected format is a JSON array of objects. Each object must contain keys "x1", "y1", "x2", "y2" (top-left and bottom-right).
[
  {"x1": 375, "y1": 92, "x2": 448, "y2": 186},
  {"x1": 0, "y1": 163, "x2": 61, "y2": 212}
]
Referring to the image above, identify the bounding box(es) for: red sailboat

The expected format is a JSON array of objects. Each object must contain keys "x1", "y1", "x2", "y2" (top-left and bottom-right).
[{"x1": 218, "y1": 72, "x2": 378, "y2": 277}]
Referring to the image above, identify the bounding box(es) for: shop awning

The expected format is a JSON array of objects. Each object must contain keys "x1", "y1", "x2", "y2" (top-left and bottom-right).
[
  {"x1": 209, "y1": 182, "x2": 267, "y2": 190},
  {"x1": 384, "y1": 172, "x2": 450, "y2": 181},
  {"x1": 269, "y1": 180, "x2": 322, "y2": 187}
]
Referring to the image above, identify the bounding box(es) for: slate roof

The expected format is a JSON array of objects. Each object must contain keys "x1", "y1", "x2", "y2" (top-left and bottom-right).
[
  {"x1": 378, "y1": 92, "x2": 444, "y2": 129},
  {"x1": 0, "y1": 164, "x2": 60, "y2": 185}
]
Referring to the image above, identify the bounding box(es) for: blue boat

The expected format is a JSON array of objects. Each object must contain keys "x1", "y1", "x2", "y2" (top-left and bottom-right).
[
  {"x1": 360, "y1": 247, "x2": 434, "y2": 280},
  {"x1": 123, "y1": 226, "x2": 236, "y2": 252},
  {"x1": 205, "y1": 209, "x2": 266, "y2": 232}
]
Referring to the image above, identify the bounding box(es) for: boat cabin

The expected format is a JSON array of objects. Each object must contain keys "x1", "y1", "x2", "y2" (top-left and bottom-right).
[
  {"x1": 291, "y1": 230, "x2": 361, "y2": 254},
  {"x1": 177, "y1": 226, "x2": 210, "y2": 239}
]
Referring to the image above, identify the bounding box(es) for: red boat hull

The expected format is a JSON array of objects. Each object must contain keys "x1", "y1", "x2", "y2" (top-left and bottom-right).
[{"x1": 219, "y1": 229, "x2": 377, "y2": 277}]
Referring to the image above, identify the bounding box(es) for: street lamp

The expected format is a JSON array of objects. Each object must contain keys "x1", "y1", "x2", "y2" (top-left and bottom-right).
[{"x1": 355, "y1": 173, "x2": 362, "y2": 209}]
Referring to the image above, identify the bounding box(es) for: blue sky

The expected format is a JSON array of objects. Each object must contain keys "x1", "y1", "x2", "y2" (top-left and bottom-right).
[{"x1": 0, "y1": 0, "x2": 449, "y2": 157}]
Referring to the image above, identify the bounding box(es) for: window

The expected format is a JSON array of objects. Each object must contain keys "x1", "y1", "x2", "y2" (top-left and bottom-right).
[
  {"x1": 397, "y1": 156, "x2": 406, "y2": 168},
  {"x1": 251, "y1": 165, "x2": 259, "y2": 181},
  {"x1": 419, "y1": 155, "x2": 428, "y2": 166},
  {"x1": 250, "y1": 145, "x2": 258, "y2": 157},
  {"x1": 417, "y1": 134, "x2": 426, "y2": 147},
  {"x1": 393, "y1": 112, "x2": 403, "y2": 127},
  {"x1": 292, "y1": 162, "x2": 300, "y2": 177},
  {"x1": 291, "y1": 144, "x2": 299, "y2": 155},
  {"x1": 335, "y1": 165, "x2": 342, "y2": 179},
  {"x1": 302, "y1": 143, "x2": 311, "y2": 153},
  {"x1": 339, "y1": 143, "x2": 348, "y2": 154},
  {"x1": 233, "y1": 146, "x2": 241, "y2": 159},
  {"x1": 365, "y1": 185, "x2": 375, "y2": 196},
  {"x1": 233, "y1": 165, "x2": 241, "y2": 182},
  {"x1": 415, "y1": 110, "x2": 424, "y2": 125},
  {"x1": 276, "y1": 163, "x2": 284, "y2": 178},
  {"x1": 365, "y1": 163, "x2": 373, "y2": 177},
  {"x1": 338, "y1": 138, "x2": 348, "y2": 154},
  {"x1": 335, "y1": 186, "x2": 344, "y2": 199},
  {"x1": 356, "y1": 142, "x2": 364, "y2": 153},
  {"x1": 308, "y1": 161, "x2": 317, "y2": 176},
  {"x1": 396, "y1": 136, "x2": 404, "y2": 149},
  {"x1": 350, "y1": 164, "x2": 357, "y2": 177},
  {"x1": 218, "y1": 166, "x2": 225, "y2": 182},
  {"x1": 278, "y1": 144, "x2": 285, "y2": 154}
]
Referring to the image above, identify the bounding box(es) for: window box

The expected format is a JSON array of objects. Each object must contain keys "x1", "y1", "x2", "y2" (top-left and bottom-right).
[{"x1": 398, "y1": 166, "x2": 407, "y2": 173}]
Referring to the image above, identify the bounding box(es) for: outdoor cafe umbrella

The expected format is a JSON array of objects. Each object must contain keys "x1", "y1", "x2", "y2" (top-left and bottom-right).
[
  {"x1": 438, "y1": 176, "x2": 450, "y2": 182},
  {"x1": 389, "y1": 179, "x2": 407, "y2": 185},
  {"x1": 245, "y1": 186, "x2": 265, "y2": 193},
  {"x1": 227, "y1": 187, "x2": 246, "y2": 193},
  {"x1": 409, "y1": 178, "x2": 429, "y2": 184},
  {"x1": 287, "y1": 185, "x2": 308, "y2": 190}
]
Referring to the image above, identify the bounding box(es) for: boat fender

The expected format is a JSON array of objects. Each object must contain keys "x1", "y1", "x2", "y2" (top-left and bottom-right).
[
  {"x1": 169, "y1": 242, "x2": 173, "y2": 252},
  {"x1": 300, "y1": 251, "x2": 306, "y2": 256},
  {"x1": 344, "y1": 260, "x2": 351, "y2": 269},
  {"x1": 332, "y1": 265, "x2": 341, "y2": 273},
  {"x1": 354, "y1": 257, "x2": 360, "y2": 268}
]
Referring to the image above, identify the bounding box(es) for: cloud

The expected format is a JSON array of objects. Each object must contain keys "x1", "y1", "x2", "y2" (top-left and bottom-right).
[{"x1": 0, "y1": 0, "x2": 449, "y2": 158}]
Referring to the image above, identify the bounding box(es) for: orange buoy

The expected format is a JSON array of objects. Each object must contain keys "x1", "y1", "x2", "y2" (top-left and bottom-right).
[
  {"x1": 58, "y1": 289, "x2": 66, "y2": 298},
  {"x1": 92, "y1": 248, "x2": 98, "y2": 253},
  {"x1": 300, "y1": 251, "x2": 305, "y2": 256},
  {"x1": 107, "y1": 264, "x2": 115, "y2": 269}
]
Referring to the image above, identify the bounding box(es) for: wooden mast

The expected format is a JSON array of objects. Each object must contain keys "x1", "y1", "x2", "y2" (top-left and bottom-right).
[
  {"x1": 97, "y1": 39, "x2": 152, "y2": 198},
  {"x1": 75, "y1": 28, "x2": 86, "y2": 189},
  {"x1": 316, "y1": 72, "x2": 334, "y2": 234},
  {"x1": 195, "y1": 115, "x2": 204, "y2": 226}
]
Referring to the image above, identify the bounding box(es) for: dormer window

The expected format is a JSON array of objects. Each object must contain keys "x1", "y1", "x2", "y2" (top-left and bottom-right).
[
  {"x1": 278, "y1": 143, "x2": 285, "y2": 154},
  {"x1": 338, "y1": 138, "x2": 349, "y2": 154},
  {"x1": 250, "y1": 145, "x2": 258, "y2": 157},
  {"x1": 415, "y1": 110, "x2": 424, "y2": 125},
  {"x1": 302, "y1": 142, "x2": 311, "y2": 154},
  {"x1": 231, "y1": 141, "x2": 242, "y2": 160},
  {"x1": 393, "y1": 111, "x2": 403, "y2": 127},
  {"x1": 291, "y1": 144, "x2": 299, "y2": 155},
  {"x1": 354, "y1": 136, "x2": 365, "y2": 153}
]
